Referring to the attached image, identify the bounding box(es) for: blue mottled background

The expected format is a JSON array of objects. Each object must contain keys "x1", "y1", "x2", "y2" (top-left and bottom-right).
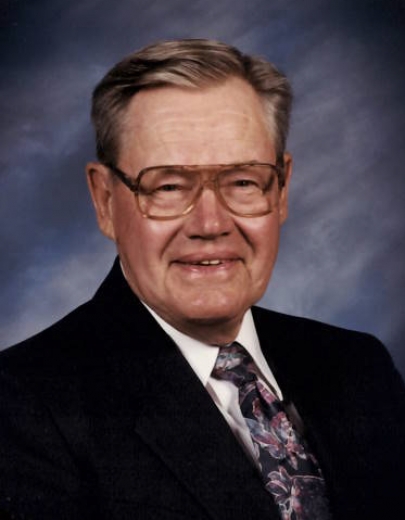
[{"x1": 1, "y1": 0, "x2": 404, "y2": 376}]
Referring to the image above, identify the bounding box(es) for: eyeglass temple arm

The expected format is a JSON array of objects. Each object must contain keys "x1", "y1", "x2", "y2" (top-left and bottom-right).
[{"x1": 104, "y1": 163, "x2": 139, "y2": 192}]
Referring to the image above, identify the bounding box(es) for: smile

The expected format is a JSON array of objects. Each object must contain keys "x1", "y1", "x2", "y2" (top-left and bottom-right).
[
  {"x1": 175, "y1": 257, "x2": 239, "y2": 267},
  {"x1": 190, "y1": 259, "x2": 223, "y2": 266}
]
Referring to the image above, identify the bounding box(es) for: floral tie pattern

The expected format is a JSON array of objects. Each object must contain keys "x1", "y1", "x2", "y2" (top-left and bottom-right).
[{"x1": 212, "y1": 343, "x2": 331, "y2": 520}]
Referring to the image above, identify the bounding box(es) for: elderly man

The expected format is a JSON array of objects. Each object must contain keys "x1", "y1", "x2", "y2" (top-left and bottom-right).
[{"x1": 0, "y1": 39, "x2": 404, "y2": 520}]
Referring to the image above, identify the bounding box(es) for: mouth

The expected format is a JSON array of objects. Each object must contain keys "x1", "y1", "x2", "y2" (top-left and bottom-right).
[
  {"x1": 170, "y1": 255, "x2": 242, "y2": 283},
  {"x1": 186, "y1": 259, "x2": 226, "y2": 266},
  {"x1": 174, "y1": 255, "x2": 241, "y2": 267},
  {"x1": 172, "y1": 251, "x2": 243, "y2": 273}
]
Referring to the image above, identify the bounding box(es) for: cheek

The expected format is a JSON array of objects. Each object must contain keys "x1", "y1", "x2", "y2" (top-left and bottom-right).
[
  {"x1": 116, "y1": 214, "x2": 181, "y2": 269},
  {"x1": 242, "y1": 219, "x2": 281, "y2": 277},
  {"x1": 241, "y1": 217, "x2": 280, "y2": 254}
]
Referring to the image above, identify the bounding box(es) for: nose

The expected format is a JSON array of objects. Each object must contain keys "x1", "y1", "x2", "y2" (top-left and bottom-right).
[{"x1": 184, "y1": 181, "x2": 233, "y2": 239}]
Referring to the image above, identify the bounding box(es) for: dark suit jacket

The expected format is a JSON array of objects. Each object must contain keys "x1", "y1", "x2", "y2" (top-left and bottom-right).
[{"x1": 1, "y1": 259, "x2": 405, "y2": 520}]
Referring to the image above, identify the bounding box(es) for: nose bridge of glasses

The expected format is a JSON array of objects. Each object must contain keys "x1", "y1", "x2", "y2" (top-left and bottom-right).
[
  {"x1": 199, "y1": 166, "x2": 228, "y2": 197},
  {"x1": 190, "y1": 170, "x2": 228, "y2": 214},
  {"x1": 200, "y1": 174, "x2": 218, "y2": 191}
]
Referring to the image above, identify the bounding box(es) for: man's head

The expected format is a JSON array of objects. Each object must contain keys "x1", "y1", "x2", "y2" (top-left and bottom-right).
[{"x1": 87, "y1": 39, "x2": 293, "y2": 344}]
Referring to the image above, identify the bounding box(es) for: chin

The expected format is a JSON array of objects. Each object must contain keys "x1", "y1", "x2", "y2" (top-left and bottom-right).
[{"x1": 180, "y1": 303, "x2": 245, "y2": 326}]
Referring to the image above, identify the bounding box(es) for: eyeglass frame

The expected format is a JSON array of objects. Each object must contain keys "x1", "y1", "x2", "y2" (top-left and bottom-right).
[{"x1": 104, "y1": 161, "x2": 285, "y2": 220}]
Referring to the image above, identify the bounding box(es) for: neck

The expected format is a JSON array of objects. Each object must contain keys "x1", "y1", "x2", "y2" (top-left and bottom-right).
[
  {"x1": 175, "y1": 318, "x2": 242, "y2": 346},
  {"x1": 145, "y1": 303, "x2": 244, "y2": 346}
]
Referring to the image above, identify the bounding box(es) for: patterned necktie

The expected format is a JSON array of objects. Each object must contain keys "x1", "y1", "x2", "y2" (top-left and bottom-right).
[{"x1": 212, "y1": 342, "x2": 331, "y2": 520}]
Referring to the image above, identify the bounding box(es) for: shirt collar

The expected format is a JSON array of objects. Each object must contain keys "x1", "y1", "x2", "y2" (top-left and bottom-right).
[
  {"x1": 143, "y1": 302, "x2": 219, "y2": 386},
  {"x1": 142, "y1": 303, "x2": 282, "y2": 399}
]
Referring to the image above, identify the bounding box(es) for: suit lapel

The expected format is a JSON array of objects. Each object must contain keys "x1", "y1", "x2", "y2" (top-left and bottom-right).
[
  {"x1": 253, "y1": 306, "x2": 405, "y2": 519},
  {"x1": 252, "y1": 307, "x2": 337, "y2": 479},
  {"x1": 94, "y1": 260, "x2": 281, "y2": 519},
  {"x1": 132, "y1": 334, "x2": 280, "y2": 520},
  {"x1": 252, "y1": 305, "x2": 384, "y2": 516}
]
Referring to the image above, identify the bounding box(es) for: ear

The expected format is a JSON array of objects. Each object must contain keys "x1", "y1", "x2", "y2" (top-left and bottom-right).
[
  {"x1": 86, "y1": 162, "x2": 116, "y2": 240},
  {"x1": 278, "y1": 152, "x2": 292, "y2": 224}
]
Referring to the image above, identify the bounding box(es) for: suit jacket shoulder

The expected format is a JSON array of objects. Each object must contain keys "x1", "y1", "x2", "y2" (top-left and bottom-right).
[
  {"x1": 252, "y1": 304, "x2": 405, "y2": 405},
  {"x1": 252, "y1": 305, "x2": 405, "y2": 518}
]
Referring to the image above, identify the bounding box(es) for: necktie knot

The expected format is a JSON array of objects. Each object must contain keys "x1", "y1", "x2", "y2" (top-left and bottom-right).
[{"x1": 212, "y1": 342, "x2": 258, "y2": 387}]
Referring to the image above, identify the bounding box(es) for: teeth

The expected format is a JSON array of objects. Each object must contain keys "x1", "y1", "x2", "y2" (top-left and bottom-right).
[{"x1": 197, "y1": 259, "x2": 222, "y2": 265}]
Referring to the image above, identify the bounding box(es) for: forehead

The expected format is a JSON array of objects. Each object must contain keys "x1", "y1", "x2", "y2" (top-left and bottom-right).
[{"x1": 119, "y1": 77, "x2": 274, "y2": 166}]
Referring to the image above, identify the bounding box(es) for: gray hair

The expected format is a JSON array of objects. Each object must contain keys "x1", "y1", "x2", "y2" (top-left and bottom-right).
[{"x1": 91, "y1": 38, "x2": 293, "y2": 170}]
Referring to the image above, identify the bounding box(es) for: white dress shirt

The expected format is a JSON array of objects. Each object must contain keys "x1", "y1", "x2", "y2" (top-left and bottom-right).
[{"x1": 144, "y1": 303, "x2": 283, "y2": 464}]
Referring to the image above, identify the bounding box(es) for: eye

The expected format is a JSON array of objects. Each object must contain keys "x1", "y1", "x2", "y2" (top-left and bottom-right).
[
  {"x1": 155, "y1": 183, "x2": 185, "y2": 192},
  {"x1": 225, "y1": 174, "x2": 262, "y2": 191},
  {"x1": 233, "y1": 178, "x2": 260, "y2": 188},
  {"x1": 140, "y1": 169, "x2": 194, "y2": 196}
]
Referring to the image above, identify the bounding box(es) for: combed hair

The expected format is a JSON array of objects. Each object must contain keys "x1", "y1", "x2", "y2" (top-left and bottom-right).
[{"x1": 91, "y1": 38, "x2": 293, "y2": 170}]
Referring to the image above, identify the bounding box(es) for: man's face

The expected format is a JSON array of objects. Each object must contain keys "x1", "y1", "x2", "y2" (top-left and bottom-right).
[{"x1": 88, "y1": 77, "x2": 291, "y2": 343}]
